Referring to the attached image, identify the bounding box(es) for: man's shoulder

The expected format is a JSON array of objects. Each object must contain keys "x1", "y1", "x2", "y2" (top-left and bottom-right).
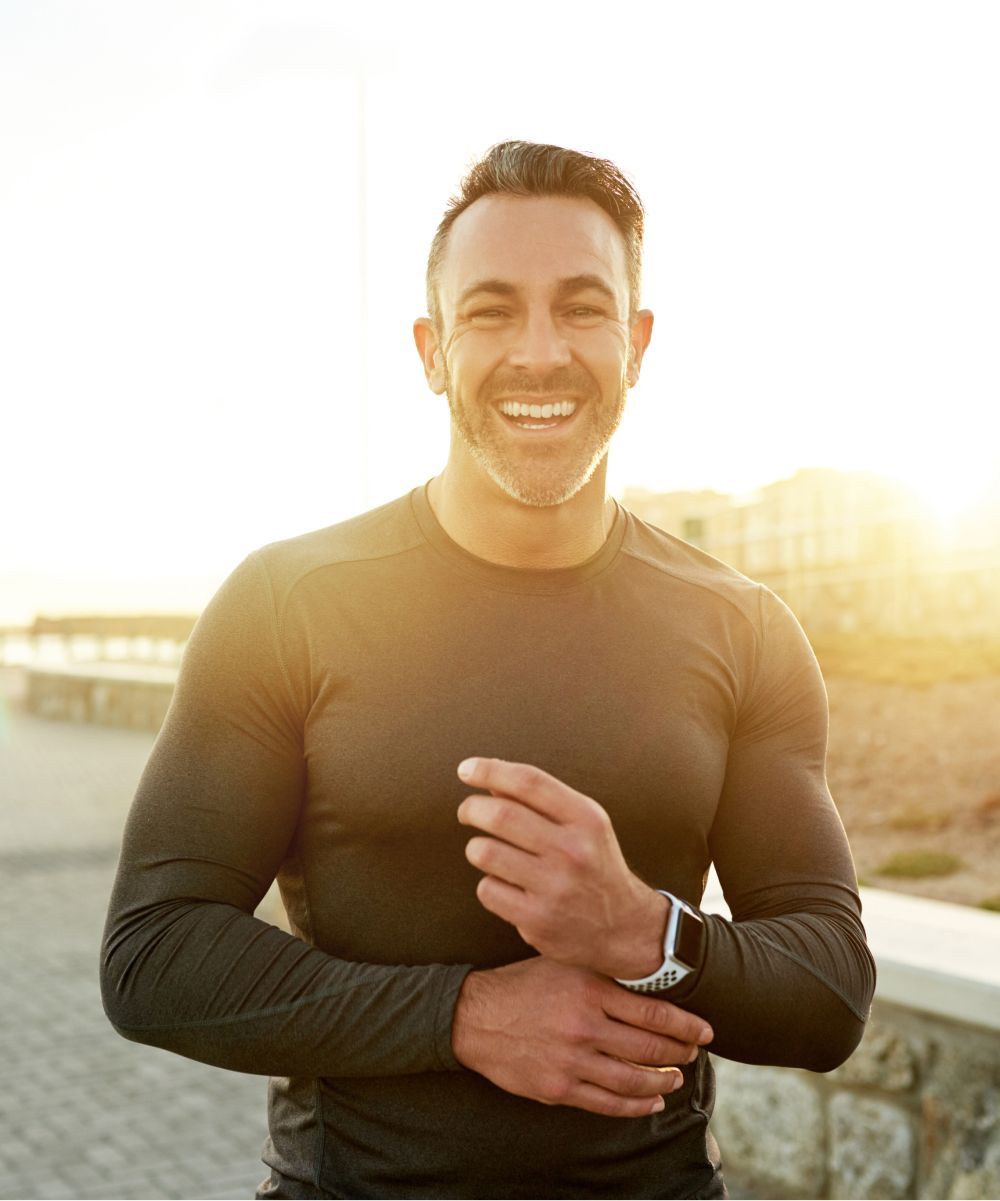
[
  {"x1": 251, "y1": 488, "x2": 426, "y2": 593},
  {"x1": 620, "y1": 506, "x2": 763, "y2": 624}
]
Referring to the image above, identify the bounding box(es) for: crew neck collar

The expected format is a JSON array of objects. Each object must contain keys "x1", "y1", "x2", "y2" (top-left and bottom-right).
[{"x1": 409, "y1": 482, "x2": 626, "y2": 595}]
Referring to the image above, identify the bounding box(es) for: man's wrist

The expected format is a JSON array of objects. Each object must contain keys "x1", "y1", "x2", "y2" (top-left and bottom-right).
[
  {"x1": 601, "y1": 887, "x2": 671, "y2": 980},
  {"x1": 615, "y1": 891, "x2": 706, "y2": 992},
  {"x1": 451, "y1": 969, "x2": 489, "y2": 1069}
]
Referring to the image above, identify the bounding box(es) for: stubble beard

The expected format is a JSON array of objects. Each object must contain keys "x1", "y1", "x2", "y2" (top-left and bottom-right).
[{"x1": 444, "y1": 363, "x2": 628, "y2": 508}]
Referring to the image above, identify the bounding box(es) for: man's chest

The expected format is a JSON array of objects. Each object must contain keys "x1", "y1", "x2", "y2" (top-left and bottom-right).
[{"x1": 282, "y1": 577, "x2": 746, "y2": 964}]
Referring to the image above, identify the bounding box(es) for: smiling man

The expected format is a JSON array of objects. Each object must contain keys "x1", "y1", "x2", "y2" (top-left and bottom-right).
[
  {"x1": 102, "y1": 142, "x2": 875, "y2": 1200},
  {"x1": 417, "y1": 189, "x2": 646, "y2": 517}
]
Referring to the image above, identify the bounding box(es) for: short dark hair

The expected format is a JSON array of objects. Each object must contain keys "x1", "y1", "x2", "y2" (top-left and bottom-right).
[{"x1": 426, "y1": 140, "x2": 645, "y2": 333}]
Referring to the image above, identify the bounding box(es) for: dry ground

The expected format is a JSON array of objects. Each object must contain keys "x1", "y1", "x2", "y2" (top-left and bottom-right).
[{"x1": 820, "y1": 652, "x2": 1000, "y2": 910}]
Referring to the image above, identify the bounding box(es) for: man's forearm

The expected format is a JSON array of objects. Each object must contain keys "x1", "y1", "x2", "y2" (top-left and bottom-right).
[
  {"x1": 660, "y1": 904, "x2": 875, "y2": 1071},
  {"x1": 101, "y1": 894, "x2": 471, "y2": 1078}
]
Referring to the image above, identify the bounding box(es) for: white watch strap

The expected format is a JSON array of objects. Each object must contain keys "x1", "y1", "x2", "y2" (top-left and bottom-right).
[{"x1": 614, "y1": 890, "x2": 693, "y2": 993}]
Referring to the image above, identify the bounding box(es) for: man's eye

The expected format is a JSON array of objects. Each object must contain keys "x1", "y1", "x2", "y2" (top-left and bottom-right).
[
  {"x1": 470, "y1": 309, "x2": 507, "y2": 320},
  {"x1": 568, "y1": 306, "x2": 603, "y2": 320}
]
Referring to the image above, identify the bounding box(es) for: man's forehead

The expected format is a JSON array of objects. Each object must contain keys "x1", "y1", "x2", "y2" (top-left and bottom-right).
[{"x1": 439, "y1": 194, "x2": 629, "y2": 304}]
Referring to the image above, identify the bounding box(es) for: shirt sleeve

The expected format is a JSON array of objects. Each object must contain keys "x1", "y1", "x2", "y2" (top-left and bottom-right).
[
  {"x1": 664, "y1": 585, "x2": 877, "y2": 1071},
  {"x1": 100, "y1": 552, "x2": 472, "y2": 1078}
]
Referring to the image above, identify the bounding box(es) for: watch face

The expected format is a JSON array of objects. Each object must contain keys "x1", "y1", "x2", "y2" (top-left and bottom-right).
[{"x1": 675, "y1": 909, "x2": 705, "y2": 969}]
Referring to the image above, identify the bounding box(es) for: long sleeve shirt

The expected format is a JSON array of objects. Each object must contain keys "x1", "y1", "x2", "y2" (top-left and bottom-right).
[{"x1": 101, "y1": 484, "x2": 875, "y2": 1200}]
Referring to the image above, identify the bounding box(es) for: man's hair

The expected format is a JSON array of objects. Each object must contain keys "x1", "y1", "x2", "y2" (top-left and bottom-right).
[{"x1": 426, "y1": 140, "x2": 645, "y2": 334}]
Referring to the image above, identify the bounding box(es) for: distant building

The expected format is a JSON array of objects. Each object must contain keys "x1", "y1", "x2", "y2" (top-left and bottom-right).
[
  {"x1": 619, "y1": 488, "x2": 730, "y2": 551},
  {"x1": 624, "y1": 469, "x2": 1000, "y2": 639}
]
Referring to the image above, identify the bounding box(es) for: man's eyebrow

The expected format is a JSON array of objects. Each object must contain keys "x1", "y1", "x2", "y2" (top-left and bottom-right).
[
  {"x1": 554, "y1": 274, "x2": 619, "y2": 304},
  {"x1": 456, "y1": 279, "x2": 519, "y2": 306},
  {"x1": 456, "y1": 274, "x2": 619, "y2": 307}
]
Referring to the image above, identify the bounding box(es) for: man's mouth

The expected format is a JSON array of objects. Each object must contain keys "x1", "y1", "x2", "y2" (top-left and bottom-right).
[{"x1": 497, "y1": 399, "x2": 578, "y2": 430}]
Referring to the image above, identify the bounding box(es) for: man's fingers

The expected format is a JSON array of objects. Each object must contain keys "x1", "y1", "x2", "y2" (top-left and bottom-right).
[
  {"x1": 555, "y1": 1055, "x2": 686, "y2": 1117},
  {"x1": 457, "y1": 757, "x2": 594, "y2": 824},
  {"x1": 474, "y1": 873, "x2": 533, "y2": 928},
  {"x1": 582, "y1": 1055, "x2": 686, "y2": 1102},
  {"x1": 464, "y1": 836, "x2": 542, "y2": 890},
  {"x1": 550, "y1": 1080, "x2": 672, "y2": 1120},
  {"x1": 458, "y1": 794, "x2": 556, "y2": 854},
  {"x1": 597, "y1": 1024, "x2": 703, "y2": 1069},
  {"x1": 603, "y1": 987, "x2": 714, "y2": 1048},
  {"x1": 614, "y1": 1058, "x2": 686, "y2": 1076}
]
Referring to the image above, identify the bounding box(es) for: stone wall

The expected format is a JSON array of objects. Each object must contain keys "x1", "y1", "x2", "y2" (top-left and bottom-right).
[
  {"x1": 25, "y1": 665, "x2": 176, "y2": 731},
  {"x1": 711, "y1": 999, "x2": 1000, "y2": 1199}
]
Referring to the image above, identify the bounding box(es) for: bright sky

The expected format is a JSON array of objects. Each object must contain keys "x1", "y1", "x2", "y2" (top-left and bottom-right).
[{"x1": 2, "y1": 0, "x2": 998, "y2": 622}]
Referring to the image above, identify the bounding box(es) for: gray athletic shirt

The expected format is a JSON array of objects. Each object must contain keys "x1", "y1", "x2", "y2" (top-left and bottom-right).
[{"x1": 101, "y1": 484, "x2": 876, "y2": 1200}]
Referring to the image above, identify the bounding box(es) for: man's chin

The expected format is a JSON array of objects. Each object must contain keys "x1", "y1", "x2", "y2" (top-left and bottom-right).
[
  {"x1": 449, "y1": 407, "x2": 612, "y2": 508},
  {"x1": 481, "y1": 458, "x2": 600, "y2": 509}
]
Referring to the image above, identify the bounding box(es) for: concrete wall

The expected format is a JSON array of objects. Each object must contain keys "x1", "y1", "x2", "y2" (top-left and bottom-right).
[
  {"x1": 25, "y1": 664, "x2": 176, "y2": 730},
  {"x1": 713, "y1": 1002, "x2": 1000, "y2": 1199},
  {"x1": 705, "y1": 884, "x2": 1000, "y2": 1200}
]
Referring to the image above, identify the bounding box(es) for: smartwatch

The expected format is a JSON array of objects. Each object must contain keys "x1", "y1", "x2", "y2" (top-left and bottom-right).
[{"x1": 614, "y1": 891, "x2": 706, "y2": 993}]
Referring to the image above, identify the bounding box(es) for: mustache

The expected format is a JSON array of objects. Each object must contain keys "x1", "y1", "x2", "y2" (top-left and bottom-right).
[{"x1": 480, "y1": 367, "x2": 599, "y2": 400}]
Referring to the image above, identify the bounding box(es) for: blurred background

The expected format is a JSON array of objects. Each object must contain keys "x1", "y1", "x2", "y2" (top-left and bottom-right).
[
  {"x1": 2, "y1": 0, "x2": 999, "y2": 622},
  {"x1": 1, "y1": 2, "x2": 998, "y2": 1199}
]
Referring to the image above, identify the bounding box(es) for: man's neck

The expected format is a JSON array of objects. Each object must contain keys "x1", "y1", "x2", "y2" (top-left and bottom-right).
[{"x1": 426, "y1": 465, "x2": 616, "y2": 570}]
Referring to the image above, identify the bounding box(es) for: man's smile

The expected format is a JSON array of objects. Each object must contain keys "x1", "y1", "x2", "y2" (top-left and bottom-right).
[{"x1": 496, "y1": 397, "x2": 579, "y2": 431}]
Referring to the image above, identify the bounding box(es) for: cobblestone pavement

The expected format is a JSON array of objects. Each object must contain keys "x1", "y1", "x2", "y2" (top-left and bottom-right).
[{"x1": 0, "y1": 669, "x2": 271, "y2": 1200}]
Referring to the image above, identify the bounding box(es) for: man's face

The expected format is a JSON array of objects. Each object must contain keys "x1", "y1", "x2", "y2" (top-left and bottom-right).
[{"x1": 424, "y1": 194, "x2": 650, "y2": 507}]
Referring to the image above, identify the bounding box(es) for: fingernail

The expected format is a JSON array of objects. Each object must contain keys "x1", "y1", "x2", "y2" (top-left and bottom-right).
[
  {"x1": 669, "y1": 1073, "x2": 684, "y2": 1091},
  {"x1": 651, "y1": 1097, "x2": 666, "y2": 1112},
  {"x1": 698, "y1": 1026, "x2": 713, "y2": 1044},
  {"x1": 457, "y1": 758, "x2": 477, "y2": 780}
]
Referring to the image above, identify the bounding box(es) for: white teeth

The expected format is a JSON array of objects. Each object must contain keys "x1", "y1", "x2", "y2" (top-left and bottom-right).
[{"x1": 498, "y1": 400, "x2": 578, "y2": 418}]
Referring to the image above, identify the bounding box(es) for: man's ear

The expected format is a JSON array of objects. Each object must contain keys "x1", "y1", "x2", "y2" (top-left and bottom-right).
[
  {"x1": 626, "y1": 309, "x2": 654, "y2": 387},
  {"x1": 413, "y1": 318, "x2": 447, "y2": 395}
]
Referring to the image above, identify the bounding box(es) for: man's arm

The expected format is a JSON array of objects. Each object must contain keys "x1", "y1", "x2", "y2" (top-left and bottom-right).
[
  {"x1": 99, "y1": 553, "x2": 469, "y2": 1078},
  {"x1": 672, "y1": 586, "x2": 876, "y2": 1069},
  {"x1": 100, "y1": 551, "x2": 710, "y2": 1113},
  {"x1": 455, "y1": 588, "x2": 876, "y2": 1072}
]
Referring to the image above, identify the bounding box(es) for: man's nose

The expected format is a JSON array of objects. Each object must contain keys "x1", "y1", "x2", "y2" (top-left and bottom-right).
[{"x1": 506, "y1": 311, "x2": 573, "y2": 375}]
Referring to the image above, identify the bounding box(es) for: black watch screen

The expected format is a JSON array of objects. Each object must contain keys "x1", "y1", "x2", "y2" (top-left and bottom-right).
[{"x1": 675, "y1": 907, "x2": 706, "y2": 969}]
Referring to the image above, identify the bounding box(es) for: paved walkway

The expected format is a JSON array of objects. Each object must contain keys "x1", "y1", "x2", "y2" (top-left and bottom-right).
[{"x1": 0, "y1": 669, "x2": 270, "y2": 1200}]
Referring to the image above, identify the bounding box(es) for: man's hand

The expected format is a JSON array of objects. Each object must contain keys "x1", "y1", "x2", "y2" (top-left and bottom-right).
[
  {"x1": 451, "y1": 957, "x2": 713, "y2": 1118},
  {"x1": 457, "y1": 757, "x2": 668, "y2": 980}
]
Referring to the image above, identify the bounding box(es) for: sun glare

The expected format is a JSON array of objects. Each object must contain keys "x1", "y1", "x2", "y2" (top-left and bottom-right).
[
  {"x1": 888, "y1": 456, "x2": 1000, "y2": 536},
  {"x1": 2, "y1": 5, "x2": 998, "y2": 624}
]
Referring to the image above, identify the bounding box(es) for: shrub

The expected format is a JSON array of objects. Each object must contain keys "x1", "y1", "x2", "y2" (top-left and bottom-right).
[
  {"x1": 876, "y1": 850, "x2": 963, "y2": 878},
  {"x1": 978, "y1": 895, "x2": 1000, "y2": 912},
  {"x1": 887, "y1": 806, "x2": 951, "y2": 833}
]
